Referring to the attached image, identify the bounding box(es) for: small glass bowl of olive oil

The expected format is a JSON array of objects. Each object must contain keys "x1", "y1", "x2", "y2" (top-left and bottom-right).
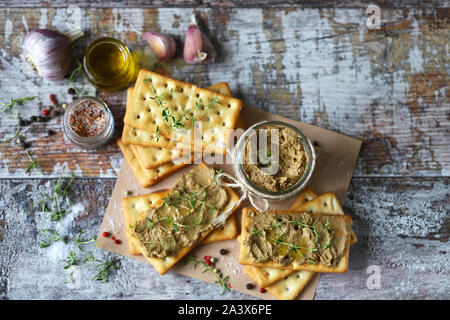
[{"x1": 83, "y1": 37, "x2": 136, "y2": 92}]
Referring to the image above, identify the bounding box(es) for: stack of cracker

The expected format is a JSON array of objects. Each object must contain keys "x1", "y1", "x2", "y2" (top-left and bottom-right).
[
  {"x1": 238, "y1": 189, "x2": 357, "y2": 300},
  {"x1": 118, "y1": 69, "x2": 243, "y2": 188}
]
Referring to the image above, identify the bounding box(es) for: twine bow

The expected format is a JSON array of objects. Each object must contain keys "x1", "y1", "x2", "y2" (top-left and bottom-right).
[{"x1": 211, "y1": 171, "x2": 269, "y2": 228}]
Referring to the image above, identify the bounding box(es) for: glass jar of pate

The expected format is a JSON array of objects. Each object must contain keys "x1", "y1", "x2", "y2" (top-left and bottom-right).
[
  {"x1": 63, "y1": 96, "x2": 114, "y2": 150},
  {"x1": 83, "y1": 37, "x2": 136, "y2": 92},
  {"x1": 233, "y1": 120, "x2": 316, "y2": 200}
]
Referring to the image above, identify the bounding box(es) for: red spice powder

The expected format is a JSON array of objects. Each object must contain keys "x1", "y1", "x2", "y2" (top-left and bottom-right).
[{"x1": 69, "y1": 101, "x2": 106, "y2": 137}]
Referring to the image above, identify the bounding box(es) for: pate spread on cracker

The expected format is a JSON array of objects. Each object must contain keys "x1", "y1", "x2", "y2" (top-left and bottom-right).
[
  {"x1": 239, "y1": 208, "x2": 353, "y2": 273},
  {"x1": 129, "y1": 164, "x2": 239, "y2": 275}
]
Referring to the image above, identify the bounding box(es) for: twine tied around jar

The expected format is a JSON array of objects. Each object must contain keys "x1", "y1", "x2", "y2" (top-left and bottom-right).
[{"x1": 211, "y1": 145, "x2": 269, "y2": 228}]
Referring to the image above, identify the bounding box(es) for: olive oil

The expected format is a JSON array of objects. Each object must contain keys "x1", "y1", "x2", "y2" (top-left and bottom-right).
[{"x1": 83, "y1": 37, "x2": 136, "y2": 92}]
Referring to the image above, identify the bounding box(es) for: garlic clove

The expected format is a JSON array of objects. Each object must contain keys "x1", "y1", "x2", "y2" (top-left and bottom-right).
[
  {"x1": 142, "y1": 32, "x2": 176, "y2": 60},
  {"x1": 183, "y1": 15, "x2": 215, "y2": 65}
]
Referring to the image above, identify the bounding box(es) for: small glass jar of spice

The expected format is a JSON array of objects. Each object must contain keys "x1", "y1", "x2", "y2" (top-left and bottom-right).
[{"x1": 63, "y1": 96, "x2": 114, "y2": 149}]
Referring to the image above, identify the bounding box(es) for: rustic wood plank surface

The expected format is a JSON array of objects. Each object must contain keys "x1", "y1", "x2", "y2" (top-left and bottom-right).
[{"x1": 0, "y1": 2, "x2": 448, "y2": 300}]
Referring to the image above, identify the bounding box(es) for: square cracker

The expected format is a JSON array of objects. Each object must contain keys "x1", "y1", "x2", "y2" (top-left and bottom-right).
[
  {"x1": 242, "y1": 189, "x2": 318, "y2": 288},
  {"x1": 122, "y1": 191, "x2": 238, "y2": 255},
  {"x1": 122, "y1": 82, "x2": 246, "y2": 148},
  {"x1": 123, "y1": 69, "x2": 243, "y2": 154},
  {"x1": 117, "y1": 138, "x2": 189, "y2": 188},
  {"x1": 128, "y1": 163, "x2": 241, "y2": 274},
  {"x1": 239, "y1": 207, "x2": 353, "y2": 273},
  {"x1": 126, "y1": 83, "x2": 244, "y2": 169},
  {"x1": 243, "y1": 191, "x2": 355, "y2": 299},
  {"x1": 293, "y1": 192, "x2": 357, "y2": 245}
]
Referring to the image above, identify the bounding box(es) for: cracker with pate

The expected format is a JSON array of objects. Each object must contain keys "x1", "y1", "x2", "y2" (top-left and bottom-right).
[
  {"x1": 242, "y1": 189, "x2": 318, "y2": 288},
  {"x1": 129, "y1": 163, "x2": 240, "y2": 274},
  {"x1": 239, "y1": 207, "x2": 353, "y2": 273},
  {"x1": 122, "y1": 191, "x2": 238, "y2": 255}
]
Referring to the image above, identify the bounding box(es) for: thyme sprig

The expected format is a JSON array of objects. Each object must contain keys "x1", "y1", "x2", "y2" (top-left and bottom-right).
[
  {"x1": 74, "y1": 230, "x2": 96, "y2": 251},
  {"x1": 39, "y1": 173, "x2": 75, "y2": 222},
  {"x1": 250, "y1": 228, "x2": 262, "y2": 236},
  {"x1": 186, "y1": 256, "x2": 230, "y2": 294},
  {"x1": 62, "y1": 248, "x2": 118, "y2": 283},
  {"x1": 152, "y1": 125, "x2": 161, "y2": 142},
  {"x1": 285, "y1": 218, "x2": 320, "y2": 244},
  {"x1": 68, "y1": 59, "x2": 83, "y2": 95},
  {"x1": 63, "y1": 250, "x2": 78, "y2": 269},
  {"x1": 93, "y1": 259, "x2": 119, "y2": 283},
  {"x1": 322, "y1": 238, "x2": 333, "y2": 251},
  {"x1": 1, "y1": 96, "x2": 35, "y2": 142},
  {"x1": 144, "y1": 80, "x2": 221, "y2": 136},
  {"x1": 39, "y1": 229, "x2": 62, "y2": 248},
  {"x1": 25, "y1": 151, "x2": 43, "y2": 174},
  {"x1": 145, "y1": 215, "x2": 202, "y2": 233},
  {"x1": 163, "y1": 187, "x2": 218, "y2": 215},
  {"x1": 36, "y1": 172, "x2": 119, "y2": 284},
  {"x1": 271, "y1": 233, "x2": 318, "y2": 254}
]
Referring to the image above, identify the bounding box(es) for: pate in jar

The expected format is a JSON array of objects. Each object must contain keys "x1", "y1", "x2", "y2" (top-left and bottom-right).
[{"x1": 233, "y1": 120, "x2": 316, "y2": 200}]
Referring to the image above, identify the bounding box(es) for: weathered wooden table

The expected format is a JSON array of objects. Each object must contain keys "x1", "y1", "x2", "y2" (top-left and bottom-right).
[{"x1": 0, "y1": 1, "x2": 448, "y2": 300}]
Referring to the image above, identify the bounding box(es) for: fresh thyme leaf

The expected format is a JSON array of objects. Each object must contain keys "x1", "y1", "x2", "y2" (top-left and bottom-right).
[
  {"x1": 1, "y1": 96, "x2": 35, "y2": 142},
  {"x1": 186, "y1": 256, "x2": 230, "y2": 294},
  {"x1": 25, "y1": 151, "x2": 43, "y2": 174},
  {"x1": 69, "y1": 60, "x2": 83, "y2": 83},
  {"x1": 39, "y1": 229, "x2": 61, "y2": 248},
  {"x1": 271, "y1": 217, "x2": 283, "y2": 229},
  {"x1": 322, "y1": 238, "x2": 333, "y2": 250},
  {"x1": 272, "y1": 236, "x2": 318, "y2": 253},
  {"x1": 63, "y1": 250, "x2": 78, "y2": 269},
  {"x1": 205, "y1": 97, "x2": 220, "y2": 109},
  {"x1": 152, "y1": 125, "x2": 161, "y2": 142},
  {"x1": 251, "y1": 228, "x2": 262, "y2": 236},
  {"x1": 68, "y1": 59, "x2": 83, "y2": 95},
  {"x1": 75, "y1": 230, "x2": 96, "y2": 251},
  {"x1": 92, "y1": 259, "x2": 119, "y2": 283},
  {"x1": 35, "y1": 171, "x2": 119, "y2": 284},
  {"x1": 211, "y1": 168, "x2": 223, "y2": 186}
]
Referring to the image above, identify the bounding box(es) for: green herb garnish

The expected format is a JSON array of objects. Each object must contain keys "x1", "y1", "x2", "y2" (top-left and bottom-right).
[
  {"x1": 36, "y1": 172, "x2": 119, "y2": 284},
  {"x1": 63, "y1": 250, "x2": 78, "y2": 269},
  {"x1": 1, "y1": 96, "x2": 35, "y2": 142},
  {"x1": 74, "y1": 230, "x2": 96, "y2": 251},
  {"x1": 322, "y1": 238, "x2": 333, "y2": 250},
  {"x1": 92, "y1": 259, "x2": 119, "y2": 283},
  {"x1": 39, "y1": 174, "x2": 75, "y2": 222},
  {"x1": 39, "y1": 229, "x2": 62, "y2": 248},
  {"x1": 251, "y1": 228, "x2": 262, "y2": 237},
  {"x1": 25, "y1": 151, "x2": 43, "y2": 174},
  {"x1": 152, "y1": 125, "x2": 161, "y2": 142},
  {"x1": 186, "y1": 256, "x2": 230, "y2": 294},
  {"x1": 68, "y1": 60, "x2": 83, "y2": 95},
  {"x1": 271, "y1": 234, "x2": 318, "y2": 254},
  {"x1": 145, "y1": 82, "x2": 221, "y2": 132}
]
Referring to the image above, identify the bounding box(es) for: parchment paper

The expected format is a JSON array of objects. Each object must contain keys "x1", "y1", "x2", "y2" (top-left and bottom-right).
[{"x1": 97, "y1": 106, "x2": 362, "y2": 300}]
